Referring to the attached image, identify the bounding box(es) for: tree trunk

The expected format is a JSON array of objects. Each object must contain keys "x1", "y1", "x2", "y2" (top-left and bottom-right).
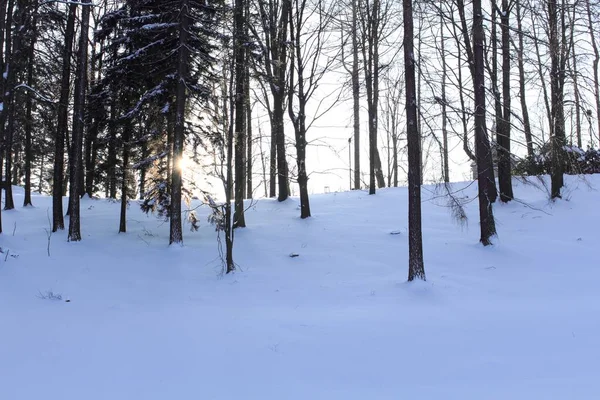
[
  {"x1": 119, "y1": 123, "x2": 131, "y2": 233},
  {"x1": 3, "y1": 0, "x2": 20, "y2": 211},
  {"x1": 474, "y1": 0, "x2": 497, "y2": 245},
  {"x1": 440, "y1": 2, "x2": 449, "y2": 183},
  {"x1": 456, "y1": 0, "x2": 497, "y2": 202},
  {"x1": 68, "y1": 0, "x2": 90, "y2": 242},
  {"x1": 288, "y1": 2, "x2": 311, "y2": 219},
  {"x1": 139, "y1": 139, "x2": 147, "y2": 199},
  {"x1": 352, "y1": 0, "x2": 360, "y2": 190},
  {"x1": 233, "y1": 0, "x2": 246, "y2": 228},
  {"x1": 52, "y1": 3, "x2": 76, "y2": 232},
  {"x1": 246, "y1": 58, "x2": 253, "y2": 199},
  {"x1": 23, "y1": 5, "x2": 38, "y2": 207},
  {"x1": 516, "y1": 0, "x2": 534, "y2": 157},
  {"x1": 497, "y1": 0, "x2": 513, "y2": 202},
  {"x1": 586, "y1": 0, "x2": 600, "y2": 146},
  {"x1": 404, "y1": 0, "x2": 425, "y2": 280},
  {"x1": 569, "y1": 7, "x2": 582, "y2": 149},
  {"x1": 549, "y1": 0, "x2": 566, "y2": 199},
  {"x1": 170, "y1": 0, "x2": 190, "y2": 245}
]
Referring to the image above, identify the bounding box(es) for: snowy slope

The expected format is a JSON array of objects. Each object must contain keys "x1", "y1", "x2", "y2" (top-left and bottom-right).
[{"x1": 1, "y1": 175, "x2": 599, "y2": 399}]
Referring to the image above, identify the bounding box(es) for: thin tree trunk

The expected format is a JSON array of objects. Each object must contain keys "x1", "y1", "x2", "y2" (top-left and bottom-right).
[
  {"x1": 516, "y1": 0, "x2": 534, "y2": 157},
  {"x1": 457, "y1": 0, "x2": 497, "y2": 202},
  {"x1": 170, "y1": 0, "x2": 190, "y2": 245},
  {"x1": 288, "y1": 2, "x2": 311, "y2": 219},
  {"x1": 23, "y1": 5, "x2": 38, "y2": 207},
  {"x1": 52, "y1": 3, "x2": 76, "y2": 232},
  {"x1": 549, "y1": 0, "x2": 567, "y2": 199},
  {"x1": 404, "y1": 0, "x2": 425, "y2": 281},
  {"x1": 497, "y1": 0, "x2": 513, "y2": 202},
  {"x1": 3, "y1": 0, "x2": 20, "y2": 211},
  {"x1": 233, "y1": 0, "x2": 246, "y2": 228},
  {"x1": 474, "y1": 0, "x2": 497, "y2": 245},
  {"x1": 68, "y1": 0, "x2": 90, "y2": 242},
  {"x1": 139, "y1": 138, "x2": 147, "y2": 199},
  {"x1": 119, "y1": 123, "x2": 131, "y2": 233},
  {"x1": 586, "y1": 0, "x2": 600, "y2": 146},
  {"x1": 569, "y1": 7, "x2": 582, "y2": 149},
  {"x1": 440, "y1": 2, "x2": 449, "y2": 183},
  {"x1": 246, "y1": 64, "x2": 253, "y2": 199},
  {"x1": 352, "y1": 0, "x2": 360, "y2": 190},
  {"x1": 269, "y1": 119, "x2": 276, "y2": 197}
]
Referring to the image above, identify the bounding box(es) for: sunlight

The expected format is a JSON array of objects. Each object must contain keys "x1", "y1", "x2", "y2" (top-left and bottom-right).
[{"x1": 177, "y1": 157, "x2": 190, "y2": 172}]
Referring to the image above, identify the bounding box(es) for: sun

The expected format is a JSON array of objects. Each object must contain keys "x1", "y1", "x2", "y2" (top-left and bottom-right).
[{"x1": 177, "y1": 157, "x2": 190, "y2": 171}]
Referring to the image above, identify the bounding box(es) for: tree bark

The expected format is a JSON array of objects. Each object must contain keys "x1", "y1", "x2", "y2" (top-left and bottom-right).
[
  {"x1": 68, "y1": 0, "x2": 90, "y2": 242},
  {"x1": 440, "y1": 1, "x2": 449, "y2": 183},
  {"x1": 549, "y1": 0, "x2": 567, "y2": 199},
  {"x1": 23, "y1": 4, "x2": 38, "y2": 207},
  {"x1": 288, "y1": 0, "x2": 311, "y2": 219},
  {"x1": 352, "y1": 0, "x2": 360, "y2": 190},
  {"x1": 52, "y1": 3, "x2": 76, "y2": 232},
  {"x1": 497, "y1": 0, "x2": 513, "y2": 202},
  {"x1": 474, "y1": 0, "x2": 497, "y2": 245},
  {"x1": 233, "y1": 0, "x2": 246, "y2": 228},
  {"x1": 404, "y1": 0, "x2": 425, "y2": 281},
  {"x1": 119, "y1": 123, "x2": 131, "y2": 233},
  {"x1": 586, "y1": 0, "x2": 600, "y2": 146},
  {"x1": 170, "y1": 0, "x2": 190, "y2": 245},
  {"x1": 516, "y1": 0, "x2": 534, "y2": 157}
]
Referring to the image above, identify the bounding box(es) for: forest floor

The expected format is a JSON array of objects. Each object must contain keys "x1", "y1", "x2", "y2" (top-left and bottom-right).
[{"x1": 1, "y1": 174, "x2": 599, "y2": 399}]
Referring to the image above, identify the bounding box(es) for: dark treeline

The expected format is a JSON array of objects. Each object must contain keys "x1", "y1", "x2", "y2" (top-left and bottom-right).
[{"x1": 1, "y1": 0, "x2": 599, "y2": 279}]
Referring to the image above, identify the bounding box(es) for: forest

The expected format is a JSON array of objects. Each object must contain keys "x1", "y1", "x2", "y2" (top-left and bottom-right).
[{"x1": 1, "y1": 0, "x2": 599, "y2": 280}]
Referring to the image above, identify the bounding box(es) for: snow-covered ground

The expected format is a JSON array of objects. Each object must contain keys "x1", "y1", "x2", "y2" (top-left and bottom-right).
[{"x1": 1, "y1": 175, "x2": 599, "y2": 399}]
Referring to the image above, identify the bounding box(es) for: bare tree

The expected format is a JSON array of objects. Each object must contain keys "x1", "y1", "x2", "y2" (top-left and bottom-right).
[
  {"x1": 68, "y1": 0, "x2": 91, "y2": 242},
  {"x1": 357, "y1": 0, "x2": 391, "y2": 194},
  {"x1": 586, "y1": 0, "x2": 600, "y2": 146},
  {"x1": 250, "y1": 0, "x2": 291, "y2": 201},
  {"x1": 474, "y1": 0, "x2": 497, "y2": 244},
  {"x1": 515, "y1": 0, "x2": 534, "y2": 157},
  {"x1": 403, "y1": 0, "x2": 425, "y2": 281},
  {"x1": 233, "y1": 0, "x2": 247, "y2": 228}
]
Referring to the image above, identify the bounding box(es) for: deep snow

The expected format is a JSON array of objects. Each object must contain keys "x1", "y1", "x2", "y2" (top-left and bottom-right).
[{"x1": 1, "y1": 175, "x2": 599, "y2": 399}]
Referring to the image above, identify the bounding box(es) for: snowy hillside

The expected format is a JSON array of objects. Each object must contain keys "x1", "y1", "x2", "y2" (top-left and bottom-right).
[{"x1": 1, "y1": 175, "x2": 600, "y2": 399}]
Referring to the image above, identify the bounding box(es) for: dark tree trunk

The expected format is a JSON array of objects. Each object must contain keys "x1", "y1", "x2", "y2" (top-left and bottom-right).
[
  {"x1": 549, "y1": 0, "x2": 567, "y2": 199},
  {"x1": 107, "y1": 104, "x2": 118, "y2": 198},
  {"x1": 474, "y1": 0, "x2": 497, "y2": 245},
  {"x1": 497, "y1": 0, "x2": 513, "y2": 202},
  {"x1": 457, "y1": 0, "x2": 497, "y2": 202},
  {"x1": 139, "y1": 139, "x2": 147, "y2": 199},
  {"x1": 23, "y1": 5, "x2": 38, "y2": 207},
  {"x1": 288, "y1": 1, "x2": 311, "y2": 219},
  {"x1": 440, "y1": 2, "x2": 449, "y2": 183},
  {"x1": 0, "y1": 0, "x2": 7, "y2": 233},
  {"x1": 52, "y1": 3, "x2": 76, "y2": 232},
  {"x1": 586, "y1": 0, "x2": 600, "y2": 146},
  {"x1": 269, "y1": 119, "x2": 276, "y2": 197},
  {"x1": 568, "y1": 6, "x2": 582, "y2": 149},
  {"x1": 119, "y1": 123, "x2": 131, "y2": 233},
  {"x1": 352, "y1": 0, "x2": 360, "y2": 190},
  {"x1": 233, "y1": 0, "x2": 246, "y2": 228},
  {"x1": 68, "y1": 0, "x2": 90, "y2": 242},
  {"x1": 3, "y1": 0, "x2": 20, "y2": 211},
  {"x1": 404, "y1": 0, "x2": 425, "y2": 281},
  {"x1": 170, "y1": 0, "x2": 190, "y2": 245},
  {"x1": 225, "y1": 50, "x2": 236, "y2": 273},
  {"x1": 246, "y1": 54, "x2": 253, "y2": 199},
  {"x1": 85, "y1": 40, "x2": 102, "y2": 198},
  {"x1": 361, "y1": 0, "x2": 385, "y2": 194},
  {"x1": 516, "y1": 0, "x2": 534, "y2": 157}
]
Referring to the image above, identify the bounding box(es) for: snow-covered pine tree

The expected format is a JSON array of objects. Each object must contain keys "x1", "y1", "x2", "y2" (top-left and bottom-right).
[{"x1": 97, "y1": 0, "x2": 223, "y2": 243}]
